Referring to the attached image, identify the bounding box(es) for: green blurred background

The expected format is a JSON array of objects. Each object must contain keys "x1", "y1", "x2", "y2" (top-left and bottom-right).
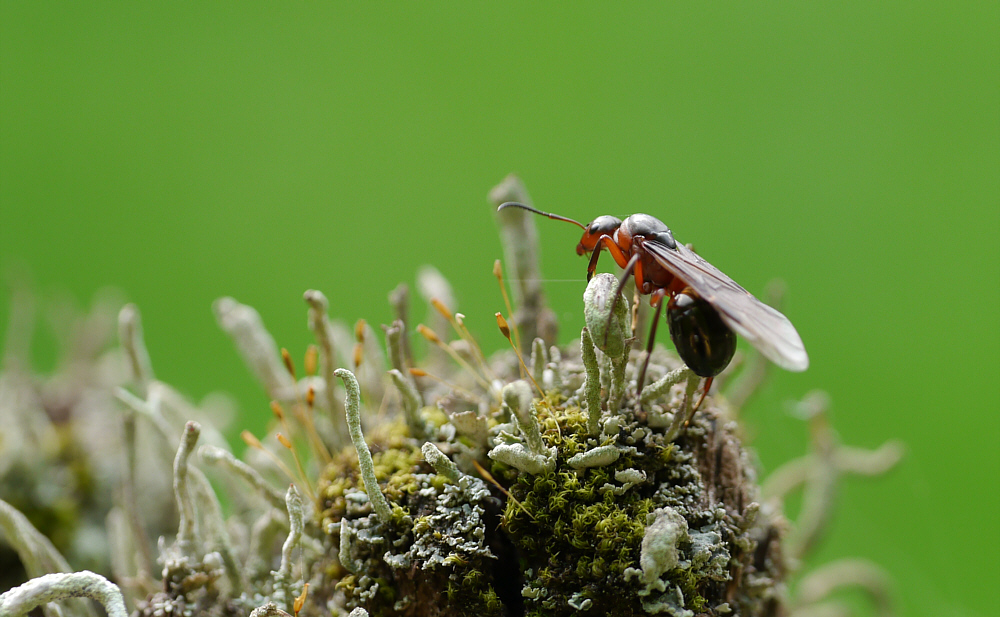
[{"x1": 1, "y1": 3, "x2": 996, "y2": 615}]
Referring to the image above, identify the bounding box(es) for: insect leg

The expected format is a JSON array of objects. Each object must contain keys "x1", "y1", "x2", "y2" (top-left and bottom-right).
[
  {"x1": 586, "y1": 242, "x2": 603, "y2": 281},
  {"x1": 636, "y1": 288, "x2": 667, "y2": 395},
  {"x1": 691, "y1": 377, "x2": 713, "y2": 414},
  {"x1": 587, "y1": 234, "x2": 631, "y2": 281},
  {"x1": 603, "y1": 252, "x2": 640, "y2": 348}
]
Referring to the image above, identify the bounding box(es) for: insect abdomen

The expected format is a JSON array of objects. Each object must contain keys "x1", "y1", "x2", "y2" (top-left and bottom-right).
[{"x1": 667, "y1": 292, "x2": 737, "y2": 378}]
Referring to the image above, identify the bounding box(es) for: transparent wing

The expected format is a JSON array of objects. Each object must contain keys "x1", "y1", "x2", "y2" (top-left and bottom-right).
[{"x1": 644, "y1": 240, "x2": 809, "y2": 371}]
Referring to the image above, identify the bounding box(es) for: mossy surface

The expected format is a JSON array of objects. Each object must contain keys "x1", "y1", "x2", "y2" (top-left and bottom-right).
[
  {"x1": 496, "y1": 394, "x2": 778, "y2": 617},
  {"x1": 501, "y1": 402, "x2": 648, "y2": 615},
  {"x1": 319, "y1": 423, "x2": 506, "y2": 617}
]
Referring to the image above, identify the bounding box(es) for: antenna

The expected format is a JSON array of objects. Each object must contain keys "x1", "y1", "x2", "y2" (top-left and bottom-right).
[{"x1": 497, "y1": 202, "x2": 586, "y2": 230}]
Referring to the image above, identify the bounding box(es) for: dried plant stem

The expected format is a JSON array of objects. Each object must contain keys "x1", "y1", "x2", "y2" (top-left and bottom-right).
[
  {"x1": 432, "y1": 298, "x2": 497, "y2": 383},
  {"x1": 408, "y1": 367, "x2": 479, "y2": 401},
  {"x1": 492, "y1": 259, "x2": 523, "y2": 354},
  {"x1": 417, "y1": 324, "x2": 492, "y2": 392}
]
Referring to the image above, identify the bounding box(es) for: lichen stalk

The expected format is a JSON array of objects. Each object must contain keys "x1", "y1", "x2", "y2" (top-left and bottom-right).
[
  {"x1": 505, "y1": 380, "x2": 545, "y2": 456},
  {"x1": 120, "y1": 405, "x2": 153, "y2": 583},
  {"x1": 382, "y1": 320, "x2": 407, "y2": 376},
  {"x1": 546, "y1": 344, "x2": 564, "y2": 391},
  {"x1": 663, "y1": 370, "x2": 700, "y2": 443},
  {"x1": 580, "y1": 327, "x2": 603, "y2": 436},
  {"x1": 490, "y1": 173, "x2": 558, "y2": 349},
  {"x1": 388, "y1": 368, "x2": 428, "y2": 440},
  {"x1": 188, "y1": 466, "x2": 244, "y2": 593},
  {"x1": 421, "y1": 442, "x2": 466, "y2": 488},
  {"x1": 113, "y1": 387, "x2": 178, "y2": 463},
  {"x1": 639, "y1": 366, "x2": 688, "y2": 405},
  {"x1": 580, "y1": 274, "x2": 632, "y2": 414},
  {"x1": 172, "y1": 421, "x2": 201, "y2": 555},
  {"x1": 0, "y1": 498, "x2": 73, "y2": 580},
  {"x1": 335, "y1": 368, "x2": 392, "y2": 522},
  {"x1": 199, "y1": 444, "x2": 287, "y2": 512},
  {"x1": 388, "y1": 283, "x2": 415, "y2": 369},
  {"x1": 213, "y1": 297, "x2": 294, "y2": 400},
  {"x1": 530, "y1": 337, "x2": 547, "y2": 388},
  {"x1": 792, "y1": 559, "x2": 894, "y2": 617},
  {"x1": 246, "y1": 510, "x2": 285, "y2": 580},
  {"x1": 304, "y1": 289, "x2": 350, "y2": 447},
  {"x1": 338, "y1": 518, "x2": 361, "y2": 575},
  {"x1": 249, "y1": 602, "x2": 294, "y2": 617},
  {"x1": 274, "y1": 484, "x2": 304, "y2": 612},
  {"x1": 118, "y1": 303, "x2": 153, "y2": 396},
  {"x1": 0, "y1": 571, "x2": 127, "y2": 617}
]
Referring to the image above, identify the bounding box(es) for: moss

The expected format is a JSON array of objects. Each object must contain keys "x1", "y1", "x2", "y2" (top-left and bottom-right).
[
  {"x1": 319, "y1": 422, "x2": 505, "y2": 617},
  {"x1": 496, "y1": 394, "x2": 770, "y2": 617},
  {"x1": 317, "y1": 419, "x2": 421, "y2": 529},
  {"x1": 502, "y1": 404, "x2": 654, "y2": 616}
]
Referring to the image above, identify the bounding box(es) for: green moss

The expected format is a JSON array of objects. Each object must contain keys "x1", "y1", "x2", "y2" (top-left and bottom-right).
[
  {"x1": 316, "y1": 419, "x2": 421, "y2": 529},
  {"x1": 499, "y1": 399, "x2": 746, "y2": 617},
  {"x1": 319, "y1": 422, "x2": 504, "y2": 617},
  {"x1": 501, "y1": 405, "x2": 649, "y2": 615}
]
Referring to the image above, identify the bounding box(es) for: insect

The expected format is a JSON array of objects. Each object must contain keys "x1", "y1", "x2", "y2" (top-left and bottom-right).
[{"x1": 497, "y1": 202, "x2": 808, "y2": 400}]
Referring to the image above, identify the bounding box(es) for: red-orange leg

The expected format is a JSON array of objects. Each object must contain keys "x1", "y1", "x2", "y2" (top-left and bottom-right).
[
  {"x1": 691, "y1": 377, "x2": 713, "y2": 414},
  {"x1": 586, "y1": 234, "x2": 632, "y2": 281},
  {"x1": 604, "y1": 252, "x2": 641, "y2": 348},
  {"x1": 636, "y1": 287, "x2": 668, "y2": 395}
]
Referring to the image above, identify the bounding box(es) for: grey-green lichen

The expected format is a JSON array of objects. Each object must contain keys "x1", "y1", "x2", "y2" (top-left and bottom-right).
[
  {"x1": 0, "y1": 571, "x2": 127, "y2": 617},
  {"x1": 0, "y1": 175, "x2": 901, "y2": 617}
]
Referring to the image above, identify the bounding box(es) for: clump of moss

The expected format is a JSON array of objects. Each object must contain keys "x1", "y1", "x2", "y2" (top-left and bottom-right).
[
  {"x1": 497, "y1": 388, "x2": 770, "y2": 617},
  {"x1": 317, "y1": 420, "x2": 424, "y2": 534},
  {"x1": 324, "y1": 439, "x2": 506, "y2": 616}
]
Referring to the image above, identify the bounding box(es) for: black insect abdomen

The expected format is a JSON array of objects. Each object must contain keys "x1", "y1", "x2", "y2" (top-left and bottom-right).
[{"x1": 667, "y1": 293, "x2": 736, "y2": 377}]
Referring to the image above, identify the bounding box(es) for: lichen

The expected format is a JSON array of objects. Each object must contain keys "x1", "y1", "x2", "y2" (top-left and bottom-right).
[{"x1": 0, "y1": 175, "x2": 902, "y2": 617}]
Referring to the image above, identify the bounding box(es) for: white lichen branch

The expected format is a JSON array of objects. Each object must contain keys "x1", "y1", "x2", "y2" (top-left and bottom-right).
[
  {"x1": 173, "y1": 421, "x2": 201, "y2": 555},
  {"x1": 335, "y1": 368, "x2": 392, "y2": 522},
  {"x1": 273, "y1": 484, "x2": 304, "y2": 613},
  {"x1": 0, "y1": 571, "x2": 126, "y2": 617}
]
